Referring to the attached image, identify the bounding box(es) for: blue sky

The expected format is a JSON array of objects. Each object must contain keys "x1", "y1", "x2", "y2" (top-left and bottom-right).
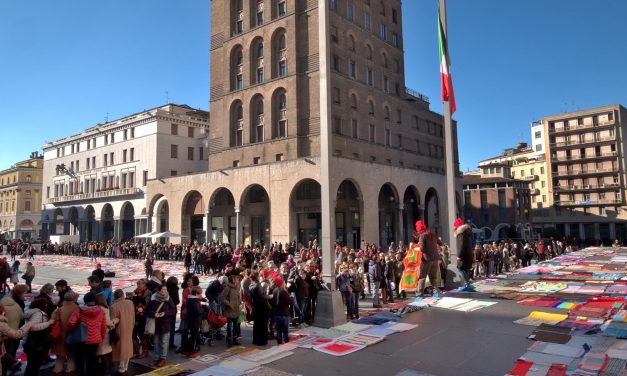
[{"x1": 1, "y1": 0, "x2": 626, "y2": 172}]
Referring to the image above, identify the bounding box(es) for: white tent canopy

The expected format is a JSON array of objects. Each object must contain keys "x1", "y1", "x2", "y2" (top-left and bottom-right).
[
  {"x1": 153, "y1": 231, "x2": 188, "y2": 238},
  {"x1": 135, "y1": 231, "x2": 158, "y2": 238}
]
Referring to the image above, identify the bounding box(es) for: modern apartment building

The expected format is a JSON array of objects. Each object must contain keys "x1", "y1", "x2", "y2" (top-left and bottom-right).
[
  {"x1": 40, "y1": 104, "x2": 209, "y2": 242},
  {"x1": 533, "y1": 104, "x2": 627, "y2": 243},
  {"x1": 0, "y1": 153, "x2": 44, "y2": 241},
  {"x1": 144, "y1": 0, "x2": 461, "y2": 248}
]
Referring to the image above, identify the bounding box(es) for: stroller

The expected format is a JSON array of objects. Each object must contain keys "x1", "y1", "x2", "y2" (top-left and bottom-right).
[{"x1": 198, "y1": 305, "x2": 227, "y2": 346}]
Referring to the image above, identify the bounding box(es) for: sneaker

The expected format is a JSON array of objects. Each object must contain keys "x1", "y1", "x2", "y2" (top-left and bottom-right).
[
  {"x1": 155, "y1": 359, "x2": 166, "y2": 367},
  {"x1": 187, "y1": 353, "x2": 200, "y2": 359},
  {"x1": 432, "y1": 292, "x2": 442, "y2": 298}
]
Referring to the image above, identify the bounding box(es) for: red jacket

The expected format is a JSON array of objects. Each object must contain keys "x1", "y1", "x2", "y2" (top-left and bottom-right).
[{"x1": 67, "y1": 306, "x2": 106, "y2": 345}]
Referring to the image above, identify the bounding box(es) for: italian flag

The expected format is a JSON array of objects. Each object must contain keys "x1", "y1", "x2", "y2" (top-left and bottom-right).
[{"x1": 438, "y1": 9, "x2": 456, "y2": 115}]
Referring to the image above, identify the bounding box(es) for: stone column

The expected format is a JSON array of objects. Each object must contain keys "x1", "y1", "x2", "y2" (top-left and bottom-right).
[
  {"x1": 397, "y1": 204, "x2": 405, "y2": 244},
  {"x1": 205, "y1": 210, "x2": 211, "y2": 244},
  {"x1": 610, "y1": 222, "x2": 616, "y2": 241},
  {"x1": 235, "y1": 206, "x2": 241, "y2": 246},
  {"x1": 113, "y1": 217, "x2": 120, "y2": 242}
]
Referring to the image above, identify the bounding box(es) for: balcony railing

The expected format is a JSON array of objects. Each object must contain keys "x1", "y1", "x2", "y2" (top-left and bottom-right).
[
  {"x1": 552, "y1": 167, "x2": 618, "y2": 177},
  {"x1": 554, "y1": 183, "x2": 621, "y2": 192},
  {"x1": 550, "y1": 135, "x2": 616, "y2": 148},
  {"x1": 47, "y1": 187, "x2": 142, "y2": 204},
  {"x1": 521, "y1": 175, "x2": 538, "y2": 181},
  {"x1": 554, "y1": 199, "x2": 622, "y2": 207},
  {"x1": 404, "y1": 87, "x2": 430, "y2": 103},
  {"x1": 530, "y1": 188, "x2": 540, "y2": 195},
  {"x1": 549, "y1": 120, "x2": 615, "y2": 134},
  {"x1": 551, "y1": 151, "x2": 617, "y2": 163}
]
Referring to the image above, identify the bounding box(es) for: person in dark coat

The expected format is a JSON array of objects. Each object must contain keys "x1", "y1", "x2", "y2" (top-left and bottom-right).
[
  {"x1": 146, "y1": 285, "x2": 177, "y2": 367},
  {"x1": 250, "y1": 271, "x2": 271, "y2": 346},
  {"x1": 182, "y1": 287, "x2": 203, "y2": 358},
  {"x1": 454, "y1": 218, "x2": 475, "y2": 291},
  {"x1": 92, "y1": 263, "x2": 105, "y2": 284},
  {"x1": 165, "y1": 276, "x2": 180, "y2": 349}
]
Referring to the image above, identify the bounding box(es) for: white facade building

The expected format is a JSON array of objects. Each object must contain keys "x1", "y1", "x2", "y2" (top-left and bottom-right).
[{"x1": 41, "y1": 104, "x2": 209, "y2": 242}]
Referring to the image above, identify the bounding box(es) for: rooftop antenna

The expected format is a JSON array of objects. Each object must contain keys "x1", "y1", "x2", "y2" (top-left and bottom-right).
[
  {"x1": 166, "y1": 91, "x2": 170, "y2": 104},
  {"x1": 105, "y1": 112, "x2": 109, "y2": 123}
]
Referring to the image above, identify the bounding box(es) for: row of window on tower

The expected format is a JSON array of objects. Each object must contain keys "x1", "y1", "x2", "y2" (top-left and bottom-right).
[
  {"x1": 230, "y1": 29, "x2": 287, "y2": 91},
  {"x1": 330, "y1": 0, "x2": 400, "y2": 48},
  {"x1": 229, "y1": 89, "x2": 288, "y2": 147},
  {"x1": 231, "y1": 0, "x2": 287, "y2": 36}
]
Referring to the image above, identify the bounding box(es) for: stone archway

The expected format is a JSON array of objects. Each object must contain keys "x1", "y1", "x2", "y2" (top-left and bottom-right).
[
  {"x1": 403, "y1": 186, "x2": 421, "y2": 244},
  {"x1": 182, "y1": 191, "x2": 205, "y2": 243},
  {"x1": 101, "y1": 204, "x2": 115, "y2": 241},
  {"x1": 290, "y1": 179, "x2": 321, "y2": 247},
  {"x1": 425, "y1": 188, "x2": 441, "y2": 235},
  {"x1": 240, "y1": 184, "x2": 270, "y2": 247},
  {"x1": 68, "y1": 206, "x2": 79, "y2": 236},
  {"x1": 209, "y1": 188, "x2": 236, "y2": 244},
  {"x1": 120, "y1": 202, "x2": 135, "y2": 242},
  {"x1": 54, "y1": 208, "x2": 64, "y2": 235},
  {"x1": 378, "y1": 183, "x2": 399, "y2": 247},
  {"x1": 84, "y1": 205, "x2": 96, "y2": 241},
  {"x1": 336, "y1": 180, "x2": 363, "y2": 249}
]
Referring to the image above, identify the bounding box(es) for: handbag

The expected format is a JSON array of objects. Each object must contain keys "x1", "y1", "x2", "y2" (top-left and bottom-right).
[
  {"x1": 48, "y1": 311, "x2": 62, "y2": 341},
  {"x1": 65, "y1": 322, "x2": 88, "y2": 345},
  {"x1": 144, "y1": 301, "x2": 165, "y2": 336},
  {"x1": 207, "y1": 310, "x2": 227, "y2": 327},
  {"x1": 109, "y1": 328, "x2": 120, "y2": 345}
]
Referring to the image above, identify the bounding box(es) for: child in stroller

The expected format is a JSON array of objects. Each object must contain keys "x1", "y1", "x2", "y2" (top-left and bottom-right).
[{"x1": 198, "y1": 305, "x2": 227, "y2": 347}]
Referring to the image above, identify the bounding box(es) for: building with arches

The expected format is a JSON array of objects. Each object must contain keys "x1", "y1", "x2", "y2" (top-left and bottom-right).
[
  {"x1": 144, "y1": 0, "x2": 461, "y2": 249},
  {"x1": 0, "y1": 153, "x2": 44, "y2": 240},
  {"x1": 40, "y1": 104, "x2": 209, "y2": 242}
]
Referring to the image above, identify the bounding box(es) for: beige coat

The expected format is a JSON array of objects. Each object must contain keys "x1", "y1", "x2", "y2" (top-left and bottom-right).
[
  {"x1": 0, "y1": 296, "x2": 23, "y2": 330},
  {"x1": 0, "y1": 315, "x2": 28, "y2": 372},
  {"x1": 96, "y1": 307, "x2": 114, "y2": 356},
  {"x1": 50, "y1": 302, "x2": 79, "y2": 357},
  {"x1": 110, "y1": 297, "x2": 135, "y2": 362}
]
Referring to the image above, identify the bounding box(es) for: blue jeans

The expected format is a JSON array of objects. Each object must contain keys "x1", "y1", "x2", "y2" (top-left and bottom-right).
[
  {"x1": 459, "y1": 268, "x2": 470, "y2": 286},
  {"x1": 226, "y1": 318, "x2": 240, "y2": 338},
  {"x1": 275, "y1": 316, "x2": 289, "y2": 343},
  {"x1": 370, "y1": 281, "x2": 380, "y2": 306},
  {"x1": 153, "y1": 332, "x2": 170, "y2": 360},
  {"x1": 297, "y1": 297, "x2": 309, "y2": 324}
]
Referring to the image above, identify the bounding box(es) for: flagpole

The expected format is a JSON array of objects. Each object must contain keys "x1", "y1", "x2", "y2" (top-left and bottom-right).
[{"x1": 439, "y1": 0, "x2": 458, "y2": 255}]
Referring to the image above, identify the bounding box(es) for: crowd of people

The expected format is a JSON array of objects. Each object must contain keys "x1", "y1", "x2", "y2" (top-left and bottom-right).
[{"x1": 0, "y1": 222, "x2": 599, "y2": 376}]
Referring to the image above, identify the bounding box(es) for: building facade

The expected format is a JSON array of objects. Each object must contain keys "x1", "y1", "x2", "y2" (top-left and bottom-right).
[
  {"x1": 144, "y1": 0, "x2": 461, "y2": 249},
  {"x1": 478, "y1": 142, "x2": 549, "y2": 211},
  {"x1": 532, "y1": 105, "x2": 627, "y2": 243},
  {"x1": 0, "y1": 153, "x2": 44, "y2": 241},
  {"x1": 40, "y1": 104, "x2": 209, "y2": 242},
  {"x1": 462, "y1": 168, "x2": 532, "y2": 239}
]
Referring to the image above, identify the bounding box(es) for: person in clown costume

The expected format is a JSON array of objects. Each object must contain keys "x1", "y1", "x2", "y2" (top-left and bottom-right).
[
  {"x1": 399, "y1": 221, "x2": 442, "y2": 297},
  {"x1": 414, "y1": 220, "x2": 442, "y2": 297}
]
